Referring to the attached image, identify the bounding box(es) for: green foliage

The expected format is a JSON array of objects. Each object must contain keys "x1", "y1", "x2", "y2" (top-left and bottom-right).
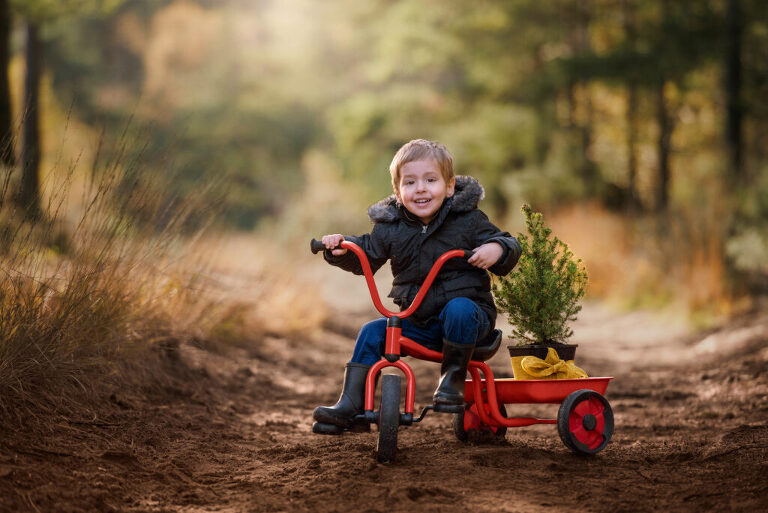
[
  {"x1": 9, "y1": 0, "x2": 768, "y2": 287},
  {"x1": 493, "y1": 204, "x2": 588, "y2": 345},
  {"x1": 11, "y1": 0, "x2": 125, "y2": 22}
]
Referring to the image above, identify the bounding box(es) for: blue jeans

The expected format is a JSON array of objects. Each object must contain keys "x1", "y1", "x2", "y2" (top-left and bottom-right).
[{"x1": 349, "y1": 297, "x2": 491, "y2": 366}]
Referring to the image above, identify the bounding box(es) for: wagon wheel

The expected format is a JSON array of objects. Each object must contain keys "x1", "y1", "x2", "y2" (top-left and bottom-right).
[
  {"x1": 557, "y1": 389, "x2": 613, "y2": 455},
  {"x1": 376, "y1": 374, "x2": 401, "y2": 463},
  {"x1": 453, "y1": 401, "x2": 507, "y2": 442}
]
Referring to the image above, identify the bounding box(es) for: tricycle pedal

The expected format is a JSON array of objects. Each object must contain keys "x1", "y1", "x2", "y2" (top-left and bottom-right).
[{"x1": 433, "y1": 403, "x2": 465, "y2": 414}]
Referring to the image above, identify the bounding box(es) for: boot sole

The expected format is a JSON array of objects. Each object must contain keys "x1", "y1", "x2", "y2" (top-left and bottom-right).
[
  {"x1": 312, "y1": 421, "x2": 370, "y2": 435},
  {"x1": 313, "y1": 408, "x2": 355, "y2": 428},
  {"x1": 312, "y1": 422, "x2": 346, "y2": 435}
]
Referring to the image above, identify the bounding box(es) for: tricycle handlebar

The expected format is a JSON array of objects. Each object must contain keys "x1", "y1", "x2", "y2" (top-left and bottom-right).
[
  {"x1": 310, "y1": 238, "x2": 326, "y2": 254},
  {"x1": 311, "y1": 238, "x2": 472, "y2": 259},
  {"x1": 310, "y1": 237, "x2": 471, "y2": 318}
]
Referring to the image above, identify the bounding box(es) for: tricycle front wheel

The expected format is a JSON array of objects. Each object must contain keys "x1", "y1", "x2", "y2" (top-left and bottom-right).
[
  {"x1": 376, "y1": 374, "x2": 401, "y2": 462},
  {"x1": 557, "y1": 389, "x2": 613, "y2": 455}
]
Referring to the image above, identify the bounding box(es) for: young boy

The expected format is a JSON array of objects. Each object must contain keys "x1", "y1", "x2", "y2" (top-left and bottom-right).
[{"x1": 313, "y1": 139, "x2": 521, "y2": 432}]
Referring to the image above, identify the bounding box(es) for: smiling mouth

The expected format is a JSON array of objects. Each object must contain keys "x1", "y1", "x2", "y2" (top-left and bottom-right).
[{"x1": 414, "y1": 199, "x2": 431, "y2": 205}]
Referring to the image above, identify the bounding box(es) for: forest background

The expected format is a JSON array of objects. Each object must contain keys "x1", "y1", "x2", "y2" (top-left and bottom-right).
[
  {"x1": 1, "y1": 0, "x2": 768, "y2": 385},
  {"x1": 2, "y1": 3, "x2": 767, "y2": 510}
]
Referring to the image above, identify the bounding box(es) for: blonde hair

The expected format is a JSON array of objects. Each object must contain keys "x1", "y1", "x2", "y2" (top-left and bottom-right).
[{"x1": 389, "y1": 139, "x2": 454, "y2": 193}]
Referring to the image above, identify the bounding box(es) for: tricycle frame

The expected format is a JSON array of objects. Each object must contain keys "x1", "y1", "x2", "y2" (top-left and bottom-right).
[{"x1": 311, "y1": 238, "x2": 614, "y2": 459}]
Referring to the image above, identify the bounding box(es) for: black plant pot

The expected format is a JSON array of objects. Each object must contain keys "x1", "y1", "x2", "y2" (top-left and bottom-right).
[{"x1": 507, "y1": 342, "x2": 578, "y2": 361}]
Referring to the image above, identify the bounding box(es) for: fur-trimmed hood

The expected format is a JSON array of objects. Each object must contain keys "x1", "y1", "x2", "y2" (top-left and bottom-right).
[{"x1": 367, "y1": 175, "x2": 485, "y2": 223}]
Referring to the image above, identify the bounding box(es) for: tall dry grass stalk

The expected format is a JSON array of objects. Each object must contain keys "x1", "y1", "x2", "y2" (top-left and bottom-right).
[{"x1": 0, "y1": 139, "x2": 220, "y2": 415}]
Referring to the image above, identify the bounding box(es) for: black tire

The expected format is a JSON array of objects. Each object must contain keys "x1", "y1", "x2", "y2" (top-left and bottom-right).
[
  {"x1": 376, "y1": 374, "x2": 401, "y2": 463},
  {"x1": 557, "y1": 389, "x2": 613, "y2": 455},
  {"x1": 453, "y1": 402, "x2": 508, "y2": 442}
]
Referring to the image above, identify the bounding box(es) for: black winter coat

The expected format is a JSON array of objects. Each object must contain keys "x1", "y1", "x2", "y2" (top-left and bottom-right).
[{"x1": 325, "y1": 176, "x2": 521, "y2": 328}]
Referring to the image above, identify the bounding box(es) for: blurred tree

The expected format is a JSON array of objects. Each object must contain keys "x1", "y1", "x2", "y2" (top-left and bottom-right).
[
  {"x1": 39, "y1": 0, "x2": 326, "y2": 229},
  {"x1": 20, "y1": 21, "x2": 40, "y2": 218},
  {"x1": 566, "y1": 0, "x2": 600, "y2": 198},
  {"x1": 622, "y1": 0, "x2": 640, "y2": 212},
  {"x1": 725, "y1": 0, "x2": 743, "y2": 186},
  {"x1": 10, "y1": 0, "x2": 127, "y2": 218},
  {"x1": 0, "y1": 0, "x2": 11, "y2": 168},
  {"x1": 1, "y1": 0, "x2": 766, "y2": 304}
]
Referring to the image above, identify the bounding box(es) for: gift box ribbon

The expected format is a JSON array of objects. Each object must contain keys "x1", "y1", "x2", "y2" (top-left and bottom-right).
[{"x1": 520, "y1": 347, "x2": 589, "y2": 379}]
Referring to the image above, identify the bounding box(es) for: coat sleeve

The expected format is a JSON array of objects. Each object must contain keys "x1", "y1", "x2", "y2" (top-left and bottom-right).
[
  {"x1": 323, "y1": 223, "x2": 390, "y2": 275},
  {"x1": 472, "y1": 210, "x2": 521, "y2": 276}
]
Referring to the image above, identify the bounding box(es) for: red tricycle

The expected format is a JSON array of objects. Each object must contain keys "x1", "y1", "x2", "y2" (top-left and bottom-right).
[{"x1": 310, "y1": 238, "x2": 614, "y2": 462}]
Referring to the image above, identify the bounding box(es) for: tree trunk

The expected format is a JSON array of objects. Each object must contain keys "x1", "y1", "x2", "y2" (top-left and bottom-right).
[
  {"x1": 623, "y1": 0, "x2": 640, "y2": 212},
  {"x1": 20, "y1": 22, "x2": 41, "y2": 219},
  {"x1": 489, "y1": 185, "x2": 508, "y2": 222},
  {"x1": 626, "y1": 82, "x2": 640, "y2": 211},
  {"x1": 568, "y1": 0, "x2": 599, "y2": 198},
  {"x1": 0, "y1": 0, "x2": 12, "y2": 168},
  {"x1": 725, "y1": 0, "x2": 743, "y2": 186},
  {"x1": 655, "y1": 79, "x2": 671, "y2": 213},
  {"x1": 579, "y1": 89, "x2": 598, "y2": 197}
]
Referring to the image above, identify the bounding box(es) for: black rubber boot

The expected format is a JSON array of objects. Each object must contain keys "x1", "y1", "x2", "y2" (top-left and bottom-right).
[
  {"x1": 433, "y1": 339, "x2": 474, "y2": 411},
  {"x1": 313, "y1": 363, "x2": 371, "y2": 428}
]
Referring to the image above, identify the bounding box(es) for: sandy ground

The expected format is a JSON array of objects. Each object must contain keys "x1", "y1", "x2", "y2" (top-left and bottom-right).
[{"x1": 1, "y1": 267, "x2": 767, "y2": 512}]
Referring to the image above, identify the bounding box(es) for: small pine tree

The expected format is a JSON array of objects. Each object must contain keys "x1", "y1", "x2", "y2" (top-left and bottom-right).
[{"x1": 493, "y1": 204, "x2": 588, "y2": 345}]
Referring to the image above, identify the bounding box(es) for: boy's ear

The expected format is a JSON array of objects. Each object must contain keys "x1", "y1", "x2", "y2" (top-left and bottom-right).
[{"x1": 446, "y1": 177, "x2": 456, "y2": 197}]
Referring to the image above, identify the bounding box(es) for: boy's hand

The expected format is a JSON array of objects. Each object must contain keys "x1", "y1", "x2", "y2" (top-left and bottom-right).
[
  {"x1": 322, "y1": 234, "x2": 347, "y2": 255},
  {"x1": 468, "y1": 242, "x2": 503, "y2": 270}
]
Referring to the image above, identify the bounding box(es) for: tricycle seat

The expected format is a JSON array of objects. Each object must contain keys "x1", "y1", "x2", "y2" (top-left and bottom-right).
[{"x1": 470, "y1": 329, "x2": 502, "y2": 362}]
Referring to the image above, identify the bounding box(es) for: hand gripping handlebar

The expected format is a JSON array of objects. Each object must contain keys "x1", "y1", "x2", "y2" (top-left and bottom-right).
[
  {"x1": 309, "y1": 238, "x2": 327, "y2": 254},
  {"x1": 310, "y1": 238, "x2": 473, "y2": 318}
]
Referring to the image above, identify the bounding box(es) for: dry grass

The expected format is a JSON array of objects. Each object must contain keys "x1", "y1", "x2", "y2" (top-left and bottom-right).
[
  {"x1": 546, "y1": 203, "x2": 736, "y2": 323},
  {"x1": 0, "y1": 149, "x2": 222, "y2": 416},
  {"x1": 193, "y1": 233, "x2": 330, "y2": 344},
  {"x1": 0, "y1": 150, "x2": 332, "y2": 423}
]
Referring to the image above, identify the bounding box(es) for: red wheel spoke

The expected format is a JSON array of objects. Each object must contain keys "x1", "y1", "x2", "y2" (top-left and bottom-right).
[
  {"x1": 568, "y1": 414, "x2": 582, "y2": 432},
  {"x1": 571, "y1": 425, "x2": 586, "y2": 441},
  {"x1": 586, "y1": 397, "x2": 604, "y2": 416},
  {"x1": 595, "y1": 413, "x2": 605, "y2": 434},
  {"x1": 571, "y1": 425, "x2": 601, "y2": 448},
  {"x1": 582, "y1": 430, "x2": 602, "y2": 449},
  {"x1": 573, "y1": 401, "x2": 592, "y2": 417}
]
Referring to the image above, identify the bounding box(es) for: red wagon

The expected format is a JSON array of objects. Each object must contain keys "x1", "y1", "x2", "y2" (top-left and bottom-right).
[{"x1": 311, "y1": 239, "x2": 614, "y2": 462}]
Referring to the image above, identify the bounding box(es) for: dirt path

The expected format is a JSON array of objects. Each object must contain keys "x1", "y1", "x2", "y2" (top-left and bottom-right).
[{"x1": 1, "y1": 296, "x2": 767, "y2": 512}]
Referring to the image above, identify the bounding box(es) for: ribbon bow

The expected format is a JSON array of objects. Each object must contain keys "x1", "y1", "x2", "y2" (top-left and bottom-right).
[{"x1": 520, "y1": 348, "x2": 588, "y2": 379}]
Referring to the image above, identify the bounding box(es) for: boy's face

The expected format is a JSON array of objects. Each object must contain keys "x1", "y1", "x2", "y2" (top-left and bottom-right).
[{"x1": 395, "y1": 159, "x2": 455, "y2": 225}]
